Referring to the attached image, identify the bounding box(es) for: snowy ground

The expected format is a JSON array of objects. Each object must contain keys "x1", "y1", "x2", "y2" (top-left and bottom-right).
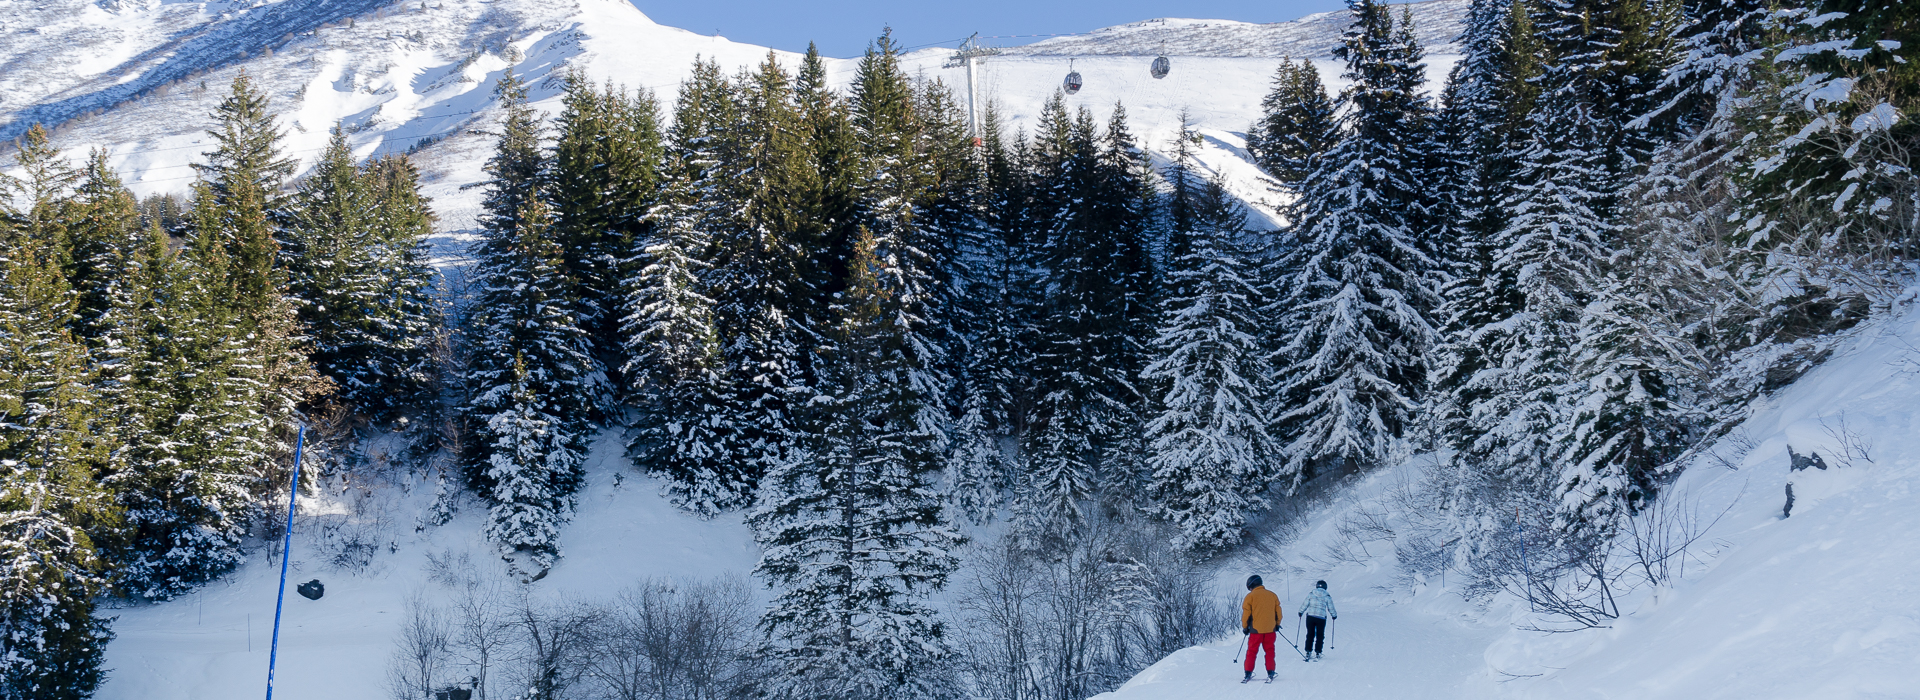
[
  {"x1": 1098, "y1": 302, "x2": 1920, "y2": 700},
  {"x1": 97, "y1": 432, "x2": 763, "y2": 700}
]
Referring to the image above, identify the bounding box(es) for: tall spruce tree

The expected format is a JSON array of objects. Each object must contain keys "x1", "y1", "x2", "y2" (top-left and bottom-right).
[
  {"x1": 946, "y1": 105, "x2": 1036, "y2": 523},
  {"x1": 358, "y1": 155, "x2": 442, "y2": 421},
  {"x1": 1432, "y1": 0, "x2": 1542, "y2": 445},
  {"x1": 701, "y1": 53, "x2": 819, "y2": 509},
  {"x1": 622, "y1": 59, "x2": 740, "y2": 514},
  {"x1": 750, "y1": 227, "x2": 962, "y2": 700},
  {"x1": 1248, "y1": 58, "x2": 1340, "y2": 190},
  {"x1": 1455, "y1": 89, "x2": 1617, "y2": 523},
  {"x1": 1267, "y1": 0, "x2": 1438, "y2": 485},
  {"x1": 0, "y1": 210, "x2": 117, "y2": 700},
  {"x1": 465, "y1": 74, "x2": 607, "y2": 573},
  {"x1": 1017, "y1": 95, "x2": 1162, "y2": 535},
  {"x1": 283, "y1": 127, "x2": 382, "y2": 406},
  {"x1": 547, "y1": 70, "x2": 665, "y2": 364},
  {"x1": 63, "y1": 149, "x2": 144, "y2": 338},
  {"x1": 1144, "y1": 162, "x2": 1276, "y2": 553}
]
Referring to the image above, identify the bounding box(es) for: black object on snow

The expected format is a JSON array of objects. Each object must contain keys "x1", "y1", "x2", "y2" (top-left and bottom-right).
[
  {"x1": 1246, "y1": 574, "x2": 1263, "y2": 590},
  {"x1": 296, "y1": 579, "x2": 324, "y2": 600},
  {"x1": 1783, "y1": 482, "x2": 1796, "y2": 519},
  {"x1": 1150, "y1": 55, "x2": 1170, "y2": 79},
  {"x1": 435, "y1": 688, "x2": 472, "y2": 700},
  {"x1": 1788, "y1": 445, "x2": 1828, "y2": 472}
]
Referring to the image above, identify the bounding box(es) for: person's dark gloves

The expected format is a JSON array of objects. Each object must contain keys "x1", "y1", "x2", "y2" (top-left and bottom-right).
[
  {"x1": 1243, "y1": 626, "x2": 1253, "y2": 635},
  {"x1": 1333, "y1": 616, "x2": 1338, "y2": 620}
]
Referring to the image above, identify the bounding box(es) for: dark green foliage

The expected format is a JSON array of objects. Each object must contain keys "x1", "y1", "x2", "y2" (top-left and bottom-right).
[
  {"x1": 283, "y1": 131, "x2": 440, "y2": 422},
  {"x1": 547, "y1": 70, "x2": 666, "y2": 362},
  {"x1": 1248, "y1": 58, "x2": 1340, "y2": 188},
  {"x1": 0, "y1": 217, "x2": 118, "y2": 700}
]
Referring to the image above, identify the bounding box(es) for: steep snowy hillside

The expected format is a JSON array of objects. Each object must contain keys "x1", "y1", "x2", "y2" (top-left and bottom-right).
[
  {"x1": 1092, "y1": 303, "x2": 1920, "y2": 699},
  {"x1": 1003, "y1": 0, "x2": 1468, "y2": 58}
]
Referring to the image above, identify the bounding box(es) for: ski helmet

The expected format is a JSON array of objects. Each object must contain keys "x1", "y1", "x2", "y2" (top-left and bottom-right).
[
  {"x1": 1316, "y1": 580, "x2": 1327, "y2": 589},
  {"x1": 1247, "y1": 575, "x2": 1263, "y2": 590}
]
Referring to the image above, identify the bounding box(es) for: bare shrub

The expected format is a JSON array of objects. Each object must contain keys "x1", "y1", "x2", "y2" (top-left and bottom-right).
[
  {"x1": 1819, "y1": 411, "x2": 1875, "y2": 468},
  {"x1": 957, "y1": 516, "x2": 1229, "y2": 700},
  {"x1": 387, "y1": 593, "x2": 454, "y2": 700},
  {"x1": 508, "y1": 593, "x2": 601, "y2": 700},
  {"x1": 585, "y1": 577, "x2": 758, "y2": 700}
]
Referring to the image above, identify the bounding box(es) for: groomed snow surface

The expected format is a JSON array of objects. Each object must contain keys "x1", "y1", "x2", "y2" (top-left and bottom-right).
[{"x1": 1098, "y1": 303, "x2": 1920, "y2": 700}]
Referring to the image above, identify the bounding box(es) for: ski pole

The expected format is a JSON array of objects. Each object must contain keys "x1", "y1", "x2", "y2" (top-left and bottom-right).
[
  {"x1": 1332, "y1": 618, "x2": 1337, "y2": 650},
  {"x1": 1275, "y1": 624, "x2": 1308, "y2": 660},
  {"x1": 1233, "y1": 631, "x2": 1248, "y2": 664}
]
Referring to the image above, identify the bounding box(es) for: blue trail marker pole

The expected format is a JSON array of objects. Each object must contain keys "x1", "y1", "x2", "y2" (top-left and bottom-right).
[{"x1": 265, "y1": 425, "x2": 307, "y2": 700}]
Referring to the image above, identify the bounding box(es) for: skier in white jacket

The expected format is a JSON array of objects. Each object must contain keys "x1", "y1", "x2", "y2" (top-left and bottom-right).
[{"x1": 1301, "y1": 580, "x2": 1337, "y2": 660}]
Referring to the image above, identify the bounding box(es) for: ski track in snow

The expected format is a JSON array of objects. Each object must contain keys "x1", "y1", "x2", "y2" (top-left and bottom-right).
[
  {"x1": 1097, "y1": 607, "x2": 1500, "y2": 700},
  {"x1": 1101, "y1": 304, "x2": 1920, "y2": 700}
]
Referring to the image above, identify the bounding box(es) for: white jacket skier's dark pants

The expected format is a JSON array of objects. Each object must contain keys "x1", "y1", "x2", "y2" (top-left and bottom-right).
[{"x1": 1304, "y1": 616, "x2": 1328, "y2": 654}]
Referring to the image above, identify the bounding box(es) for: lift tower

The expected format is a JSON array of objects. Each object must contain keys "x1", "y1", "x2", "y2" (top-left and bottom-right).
[{"x1": 945, "y1": 33, "x2": 1001, "y2": 141}]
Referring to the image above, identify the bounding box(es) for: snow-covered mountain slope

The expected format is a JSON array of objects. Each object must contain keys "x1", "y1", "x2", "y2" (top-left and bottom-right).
[
  {"x1": 1095, "y1": 302, "x2": 1920, "y2": 700},
  {"x1": 1002, "y1": 0, "x2": 1468, "y2": 58},
  {"x1": 2, "y1": 0, "x2": 1464, "y2": 239}
]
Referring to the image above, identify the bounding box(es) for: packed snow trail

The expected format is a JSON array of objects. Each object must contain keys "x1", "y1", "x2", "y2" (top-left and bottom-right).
[{"x1": 1098, "y1": 603, "x2": 1502, "y2": 700}]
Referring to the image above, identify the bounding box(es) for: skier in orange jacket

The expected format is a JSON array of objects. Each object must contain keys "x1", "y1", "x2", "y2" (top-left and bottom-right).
[{"x1": 1241, "y1": 575, "x2": 1282, "y2": 683}]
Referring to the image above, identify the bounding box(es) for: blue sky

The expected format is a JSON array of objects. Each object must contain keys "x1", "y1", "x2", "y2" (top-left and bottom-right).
[{"x1": 630, "y1": 0, "x2": 1353, "y2": 58}]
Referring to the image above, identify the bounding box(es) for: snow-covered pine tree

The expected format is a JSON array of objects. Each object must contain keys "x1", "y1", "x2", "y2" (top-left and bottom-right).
[
  {"x1": 1144, "y1": 155, "x2": 1277, "y2": 553},
  {"x1": 0, "y1": 249, "x2": 116, "y2": 700},
  {"x1": 1093, "y1": 104, "x2": 1162, "y2": 502},
  {"x1": 751, "y1": 226, "x2": 963, "y2": 700},
  {"x1": 621, "y1": 59, "x2": 740, "y2": 514},
  {"x1": 62, "y1": 149, "x2": 144, "y2": 339},
  {"x1": 1018, "y1": 97, "x2": 1161, "y2": 532},
  {"x1": 61, "y1": 151, "x2": 153, "y2": 476},
  {"x1": 946, "y1": 105, "x2": 1035, "y2": 523},
  {"x1": 1267, "y1": 0, "x2": 1438, "y2": 485},
  {"x1": 191, "y1": 72, "x2": 295, "y2": 321},
  {"x1": 1017, "y1": 99, "x2": 1108, "y2": 534},
  {"x1": 479, "y1": 353, "x2": 575, "y2": 577},
  {"x1": 109, "y1": 181, "x2": 287, "y2": 599},
  {"x1": 1248, "y1": 58, "x2": 1340, "y2": 191},
  {"x1": 283, "y1": 127, "x2": 383, "y2": 407},
  {"x1": 702, "y1": 53, "x2": 819, "y2": 508},
  {"x1": 795, "y1": 44, "x2": 862, "y2": 341},
  {"x1": 1431, "y1": 0, "x2": 1542, "y2": 445},
  {"x1": 188, "y1": 73, "x2": 326, "y2": 503},
  {"x1": 2, "y1": 125, "x2": 79, "y2": 266},
  {"x1": 464, "y1": 74, "x2": 606, "y2": 571},
  {"x1": 1557, "y1": 260, "x2": 1690, "y2": 536},
  {"x1": 619, "y1": 146, "x2": 727, "y2": 517},
  {"x1": 465, "y1": 68, "x2": 610, "y2": 432},
  {"x1": 1454, "y1": 87, "x2": 1617, "y2": 524},
  {"x1": 547, "y1": 70, "x2": 665, "y2": 363},
  {"x1": 466, "y1": 196, "x2": 597, "y2": 576},
  {"x1": 358, "y1": 155, "x2": 442, "y2": 422}
]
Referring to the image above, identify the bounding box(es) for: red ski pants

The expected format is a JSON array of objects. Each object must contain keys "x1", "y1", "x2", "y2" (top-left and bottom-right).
[{"x1": 1244, "y1": 631, "x2": 1277, "y2": 672}]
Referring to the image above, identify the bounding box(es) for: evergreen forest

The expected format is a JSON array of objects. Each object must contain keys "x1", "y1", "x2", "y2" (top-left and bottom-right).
[{"x1": 0, "y1": 0, "x2": 1914, "y2": 698}]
